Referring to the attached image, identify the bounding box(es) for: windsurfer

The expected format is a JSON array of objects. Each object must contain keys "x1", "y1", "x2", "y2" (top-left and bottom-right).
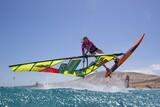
[
  {"x1": 81, "y1": 36, "x2": 118, "y2": 78},
  {"x1": 81, "y1": 36, "x2": 103, "y2": 55}
]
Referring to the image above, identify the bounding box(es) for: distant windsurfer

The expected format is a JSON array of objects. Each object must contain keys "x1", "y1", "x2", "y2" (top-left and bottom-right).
[
  {"x1": 81, "y1": 36, "x2": 118, "y2": 77},
  {"x1": 125, "y1": 75, "x2": 130, "y2": 88}
]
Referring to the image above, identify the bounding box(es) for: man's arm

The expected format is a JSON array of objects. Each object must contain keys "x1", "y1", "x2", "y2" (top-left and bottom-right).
[
  {"x1": 85, "y1": 44, "x2": 92, "y2": 55},
  {"x1": 82, "y1": 46, "x2": 85, "y2": 55}
]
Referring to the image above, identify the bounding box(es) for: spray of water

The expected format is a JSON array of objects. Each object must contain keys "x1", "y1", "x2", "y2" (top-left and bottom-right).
[{"x1": 33, "y1": 72, "x2": 129, "y2": 93}]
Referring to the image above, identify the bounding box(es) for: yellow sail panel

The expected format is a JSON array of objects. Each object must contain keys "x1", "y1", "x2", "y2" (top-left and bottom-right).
[
  {"x1": 100, "y1": 55, "x2": 115, "y2": 61},
  {"x1": 10, "y1": 66, "x2": 19, "y2": 71},
  {"x1": 14, "y1": 63, "x2": 35, "y2": 72},
  {"x1": 84, "y1": 55, "x2": 115, "y2": 75},
  {"x1": 85, "y1": 65, "x2": 98, "y2": 75},
  {"x1": 31, "y1": 60, "x2": 64, "y2": 71},
  {"x1": 50, "y1": 60, "x2": 64, "y2": 66},
  {"x1": 10, "y1": 60, "x2": 64, "y2": 72}
]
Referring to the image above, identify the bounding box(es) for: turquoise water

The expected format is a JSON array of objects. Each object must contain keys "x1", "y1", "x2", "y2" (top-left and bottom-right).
[{"x1": 0, "y1": 87, "x2": 160, "y2": 107}]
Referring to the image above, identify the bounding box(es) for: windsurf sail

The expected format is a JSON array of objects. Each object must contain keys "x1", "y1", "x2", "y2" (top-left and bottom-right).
[{"x1": 9, "y1": 53, "x2": 123, "y2": 77}]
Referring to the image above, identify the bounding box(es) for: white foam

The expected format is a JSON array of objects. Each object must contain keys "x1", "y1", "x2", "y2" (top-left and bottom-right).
[{"x1": 33, "y1": 77, "x2": 129, "y2": 93}]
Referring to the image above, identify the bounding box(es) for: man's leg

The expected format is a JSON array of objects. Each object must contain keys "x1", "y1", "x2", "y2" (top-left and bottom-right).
[
  {"x1": 101, "y1": 63, "x2": 112, "y2": 78},
  {"x1": 96, "y1": 48, "x2": 104, "y2": 54},
  {"x1": 104, "y1": 66, "x2": 112, "y2": 78}
]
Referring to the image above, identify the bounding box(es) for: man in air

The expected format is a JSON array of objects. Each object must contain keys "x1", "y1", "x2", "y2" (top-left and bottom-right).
[
  {"x1": 81, "y1": 36, "x2": 117, "y2": 77},
  {"x1": 81, "y1": 36, "x2": 103, "y2": 55}
]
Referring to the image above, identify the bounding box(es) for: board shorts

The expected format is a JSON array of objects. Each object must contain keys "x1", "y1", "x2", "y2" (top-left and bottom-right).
[{"x1": 89, "y1": 46, "x2": 98, "y2": 54}]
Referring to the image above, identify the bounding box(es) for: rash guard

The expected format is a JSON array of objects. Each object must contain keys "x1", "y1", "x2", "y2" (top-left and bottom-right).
[{"x1": 82, "y1": 40, "x2": 97, "y2": 54}]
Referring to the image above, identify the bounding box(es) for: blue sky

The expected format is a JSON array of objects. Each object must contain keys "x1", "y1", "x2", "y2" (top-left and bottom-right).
[{"x1": 0, "y1": 0, "x2": 160, "y2": 86}]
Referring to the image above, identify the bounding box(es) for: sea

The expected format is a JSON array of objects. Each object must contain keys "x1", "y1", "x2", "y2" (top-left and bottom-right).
[{"x1": 0, "y1": 87, "x2": 160, "y2": 107}]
